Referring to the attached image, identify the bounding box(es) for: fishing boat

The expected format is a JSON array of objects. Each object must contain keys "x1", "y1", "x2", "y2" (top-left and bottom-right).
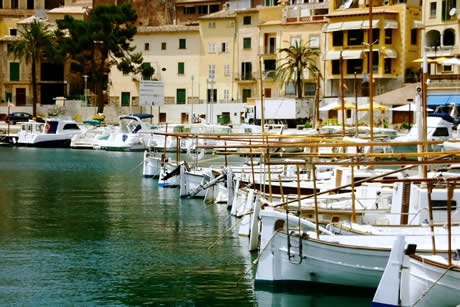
[
  {"x1": 17, "y1": 117, "x2": 81, "y2": 147},
  {"x1": 70, "y1": 120, "x2": 112, "y2": 149}
]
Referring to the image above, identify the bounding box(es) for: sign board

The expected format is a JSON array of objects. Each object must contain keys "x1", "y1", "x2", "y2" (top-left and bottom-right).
[{"x1": 139, "y1": 80, "x2": 164, "y2": 107}]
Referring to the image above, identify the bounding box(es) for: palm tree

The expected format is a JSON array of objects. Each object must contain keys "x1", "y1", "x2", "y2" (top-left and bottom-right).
[
  {"x1": 8, "y1": 19, "x2": 55, "y2": 118},
  {"x1": 275, "y1": 39, "x2": 320, "y2": 99}
]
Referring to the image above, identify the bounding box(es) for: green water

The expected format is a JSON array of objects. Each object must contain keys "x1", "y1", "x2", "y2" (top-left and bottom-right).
[{"x1": 0, "y1": 147, "x2": 372, "y2": 306}]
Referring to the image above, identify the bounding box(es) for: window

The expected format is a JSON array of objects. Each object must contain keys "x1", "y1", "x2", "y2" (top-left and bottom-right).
[
  {"x1": 264, "y1": 59, "x2": 276, "y2": 72},
  {"x1": 177, "y1": 89, "x2": 186, "y2": 104},
  {"x1": 208, "y1": 64, "x2": 216, "y2": 81},
  {"x1": 242, "y1": 89, "x2": 251, "y2": 103},
  {"x1": 432, "y1": 200, "x2": 457, "y2": 210},
  {"x1": 208, "y1": 42, "x2": 216, "y2": 53},
  {"x1": 333, "y1": 31, "x2": 343, "y2": 46},
  {"x1": 268, "y1": 37, "x2": 276, "y2": 54},
  {"x1": 443, "y1": 64, "x2": 453, "y2": 72},
  {"x1": 210, "y1": 4, "x2": 219, "y2": 13},
  {"x1": 0, "y1": 0, "x2": 3, "y2": 9},
  {"x1": 371, "y1": 51, "x2": 379, "y2": 73},
  {"x1": 304, "y1": 83, "x2": 316, "y2": 97},
  {"x1": 348, "y1": 30, "x2": 364, "y2": 46},
  {"x1": 411, "y1": 29, "x2": 417, "y2": 45},
  {"x1": 384, "y1": 58, "x2": 392, "y2": 74},
  {"x1": 221, "y1": 42, "x2": 228, "y2": 52},
  {"x1": 184, "y1": 6, "x2": 196, "y2": 14},
  {"x1": 27, "y1": 0, "x2": 33, "y2": 9},
  {"x1": 430, "y1": 2, "x2": 436, "y2": 17},
  {"x1": 121, "y1": 92, "x2": 130, "y2": 106},
  {"x1": 9, "y1": 28, "x2": 17, "y2": 36},
  {"x1": 385, "y1": 29, "x2": 392, "y2": 44},
  {"x1": 6, "y1": 93, "x2": 12, "y2": 103},
  {"x1": 286, "y1": 82, "x2": 296, "y2": 96},
  {"x1": 198, "y1": 5, "x2": 208, "y2": 14},
  {"x1": 243, "y1": 16, "x2": 251, "y2": 25},
  {"x1": 9, "y1": 62, "x2": 19, "y2": 81},
  {"x1": 310, "y1": 34, "x2": 320, "y2": 49},
  {"x1": 224, "y1": 64, "x2": 231, "y2": 75},
  {"x1": 178, "y1": 62, "x2": 185, "y2": 75},
  {"x1": 11, "y1": 0, "x2": 17, "y2": 8},
  {"x1": 224, "y1": 89, "x2": 230, "y2": 102},
  {"x1": 179, "y1": 39, "x2": 186, "y2": 49},
  {"x1": 432, "y1": 127, "x2": 449, "y2": 137},
  {"x1": 347, "y1": 59, "x2": 363, "y2": 74},
  {"x1": 144, "y1": 43, "x2": 149, "y2": 51},
  {"x1": 291, "y1": 36, "x2": 301, "y2": 47},
  {"x1": 243, "y1": 37, "x2": 251, "y2": 49},
  {"x1": 63, "y1": 124, "x2": 80, "y2": 130},
  {"x1": 372, "y1": 29, "x2": 380, "y2": 44},
  {"x1": 161, "y1": 42, "x2": 166, "y2": 50},
  {"x1": 208, "y1": 21, "x2": 216, "y2": 28},
  {"x1": 332, "y1": 60, "x2": 340, "y2": 75},
  {"x1": 207, "y1": 89, "x2": 217, "y2": 102},
  {"x1": 241, "y1": 62, "x2": 252, "y2": 80}
]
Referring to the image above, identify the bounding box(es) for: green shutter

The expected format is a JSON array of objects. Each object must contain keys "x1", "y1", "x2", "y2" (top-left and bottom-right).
[
  {"x1": 265, "y1": 0, "x2": 270, "y2": 6},
  {"x1": 121, "y1": 92, "x2": 130, "y2": 106},
  {"x1": 179, "y1": 39, "x2": 186, "y2": 49},
  {"x1": 177, "y1": 89, "x2": 186, "y2": 104},
  {"x1": 243, "y1": 38, "x2": 251, "y2": 49},
  {"x1": 10, "y1": 62, "x2": 19, "y2": 81},
  {"x1": 442, "y1": 0, "x2": 447, "y2": 20},
  {"x1": 178, "y1": 62, "x2": 184, "y2": 75},
  {"x1": 6, "y1": 93, "x2": 12, "y2": 103}
]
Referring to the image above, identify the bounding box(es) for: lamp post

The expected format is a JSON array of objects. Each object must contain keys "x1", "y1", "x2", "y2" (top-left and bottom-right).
[
  {"x1": 191, "y1": 75, "x2": 194, "y2": 123},
  {"x1": 83, "y1": 75, "x2": 88, "y2": 107}
]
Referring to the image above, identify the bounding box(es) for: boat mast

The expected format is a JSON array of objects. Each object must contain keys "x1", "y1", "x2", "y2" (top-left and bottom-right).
[{"x1": 369, "y1": 0, "x2": 374, "y2": 152}]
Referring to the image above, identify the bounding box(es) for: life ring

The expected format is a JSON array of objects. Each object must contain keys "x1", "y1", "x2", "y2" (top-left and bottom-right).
[{"x1": 45, "y1": 123, "x2": 50, "y2": 133}]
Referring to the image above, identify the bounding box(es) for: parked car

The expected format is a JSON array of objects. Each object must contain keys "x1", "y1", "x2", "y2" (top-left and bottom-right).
[{"x1": 6, "y1": 112, "x2": 44, "y2": 124}]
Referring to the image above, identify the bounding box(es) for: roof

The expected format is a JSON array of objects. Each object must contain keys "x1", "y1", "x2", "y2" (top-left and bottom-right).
[
  {"x1": 375, "y1": 83, "x2": 421, "y2": 106},
  {"x1": 328, "y1": 8, "x2": 399, "y2": 18},
  {"x1": 137, "y1": 25, "x2": 200, "y2": 33},
  {"x1": 48, "y1": 6, "x2": 88, "y2": 14},
  {"x1": 199, "y1": 9, "x2": 236, "y2": 19}
]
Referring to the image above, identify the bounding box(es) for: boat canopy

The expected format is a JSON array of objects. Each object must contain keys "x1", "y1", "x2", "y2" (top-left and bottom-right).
[
  {"x1": 129, "y1": 114, "x2": 153, "y2": 119},
  {"x1": 83, "y1": 119, "x2": 102, "y2": 126},
  {"x1": 427, "y1": 95, "x2": 460, "y2": 108}
]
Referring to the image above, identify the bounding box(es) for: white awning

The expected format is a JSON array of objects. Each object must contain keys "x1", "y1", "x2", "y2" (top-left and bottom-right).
[
  {"x1": 324, "y1": 22, "x2": 343, "y2": 32},
  {"x1": 324, "y1": 51, "x2": 342, "y2": 60},
  {"x1": 342, "y1": 50, "x2": 363, "y2": 59},
  {"x1": 383, "y1": 20, "x2": 398, "y2": 29},
  {"x1": 362, "y1": 20, "x2": 380, "y2": 29},
  {"x1": 342, "y1": 21, "x2": 363, "y2": 30},
  {"x1": 412, "y1": 20, "x2": 424, "y2": 29},
  {"x1": 382, "y1": 48, "x2": 397, "y2": 58}
]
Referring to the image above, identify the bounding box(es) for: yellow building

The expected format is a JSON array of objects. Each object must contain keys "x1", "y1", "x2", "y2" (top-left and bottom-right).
[
  {"x1": 422, "y1": 0, "x2": 460, "y2": 74},
  {"x1": 108, "y1": 24, "x2": 201, "y2": 123},
  {"x1": 324, "y1": 0, "x2": 422, "y2": 98}
]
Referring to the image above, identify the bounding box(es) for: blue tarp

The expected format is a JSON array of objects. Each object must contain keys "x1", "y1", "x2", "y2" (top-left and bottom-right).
[
  {"x1": 427, "y1": 95, "x2": 460, "y2": 107},
  {"x1": 129, "y1": 114, "x2": 153, "y2": 119}
]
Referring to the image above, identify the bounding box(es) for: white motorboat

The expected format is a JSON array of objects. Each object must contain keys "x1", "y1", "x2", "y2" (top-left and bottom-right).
[
  {"x1": 70, "y1": 120, "x2": 112, "y2": 149},
  {"x1": 391, "y1": 117, "x2": 454, "y2": 153},
  {"x1": 96, "y1": 114, "x2": 159, "y2": 151},
  {"x1": 17, "y1": 117, "x2": 81, "y2": 147}
]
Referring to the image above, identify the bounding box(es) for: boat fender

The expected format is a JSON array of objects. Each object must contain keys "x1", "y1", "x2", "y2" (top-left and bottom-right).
[{"x1": 45, "y1": 123, "x2": 50, "y2": 133}]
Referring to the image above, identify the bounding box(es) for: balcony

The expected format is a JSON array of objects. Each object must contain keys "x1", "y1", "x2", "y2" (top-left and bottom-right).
[
  {"x1": 235, "y1": 72, "x2": 258, "y2": 82},
  {"x1": 283, "y1": 2, "x2": 329, "y2": 23}
]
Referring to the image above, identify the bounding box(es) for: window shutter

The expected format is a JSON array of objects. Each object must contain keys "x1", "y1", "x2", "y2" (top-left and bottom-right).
[{"x1": 10, "y1": 62, "x2": 19, "y2": 81}]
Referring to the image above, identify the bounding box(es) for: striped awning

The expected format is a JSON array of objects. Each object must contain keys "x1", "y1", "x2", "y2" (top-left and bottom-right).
[
  {"x1": 384, "y1": 20, "x2": 398, "y2": 29},
  {"x1": 324, "y1": 22, "x2": 343, "y2": 32},
  {"x1": 324, "y1": 50, "x2": 342, "y2": 60},
  {"x1": 362, "y1": 20, "x2": 380, "y2": 29},
  {"x1": 342, "y1": 21, "x2": 363, "y2": 30},
  {"x1": 342, "y1": 50, "x2": 363, "y2": 59}
]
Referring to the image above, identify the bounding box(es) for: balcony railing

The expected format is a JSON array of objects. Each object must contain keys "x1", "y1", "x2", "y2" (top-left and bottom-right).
[{"x1": 284, "y1": 2, "x2": 329, "y2": 23}]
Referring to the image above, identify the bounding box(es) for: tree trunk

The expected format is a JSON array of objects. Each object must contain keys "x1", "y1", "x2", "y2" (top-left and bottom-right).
[
  {"x1": 296, "y1": 69, "x2": 302, "y2": 99},
  {"x1": 32, "y1": 58, "x2": 37, "y2": 118},
  {"x1": 96, "y1": 55, "x2": 107, "y2": 114}
]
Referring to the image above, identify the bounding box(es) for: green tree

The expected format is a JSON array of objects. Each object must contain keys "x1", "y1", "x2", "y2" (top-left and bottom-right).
[
  {"x1": 275, "y1": 40, "x2": 320, "y2": 99},
  {"x1": 8, "y1": 20, "x2": 55, "y2": 118},
  {"x1": 56, "y1": 3, "x2": 143, "y2": 113}
]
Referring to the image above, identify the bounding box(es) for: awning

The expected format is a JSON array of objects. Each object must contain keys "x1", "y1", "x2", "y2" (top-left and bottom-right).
[
  {"x1": 383, "y1": 20, "x2": 398, "y2": 29},
  {"x1": 325, "y1": 50, "x2": 342, "y2": 60},
  {"x1": 342, "y1": 50, "x2": 363, "y2": 59},
  {"x1": 324, "y1": 22, "x2": 343, "y2": 32},
  {"x1": 362, "y1": 20, "x2": 380, "y2": 29},
  {"x1": 427, "y1": 95, "x2": 460, "y2": 107},
  {"x1": 381, "y1": 48, "x2": 397, "y2": 58},
  {"x1": 342, "y1": 21, "x2": 363, "y2": 30}
]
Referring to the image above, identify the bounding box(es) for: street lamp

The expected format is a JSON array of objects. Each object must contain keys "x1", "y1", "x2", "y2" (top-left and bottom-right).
[{"x1": 82, "y1": 75, "x2": 88, "y2": 106}]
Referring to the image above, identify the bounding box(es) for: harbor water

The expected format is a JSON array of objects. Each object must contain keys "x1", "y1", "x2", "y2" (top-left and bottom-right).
[{"x1": 0, "y1": 147, "x2": 373, "y2": 306}]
